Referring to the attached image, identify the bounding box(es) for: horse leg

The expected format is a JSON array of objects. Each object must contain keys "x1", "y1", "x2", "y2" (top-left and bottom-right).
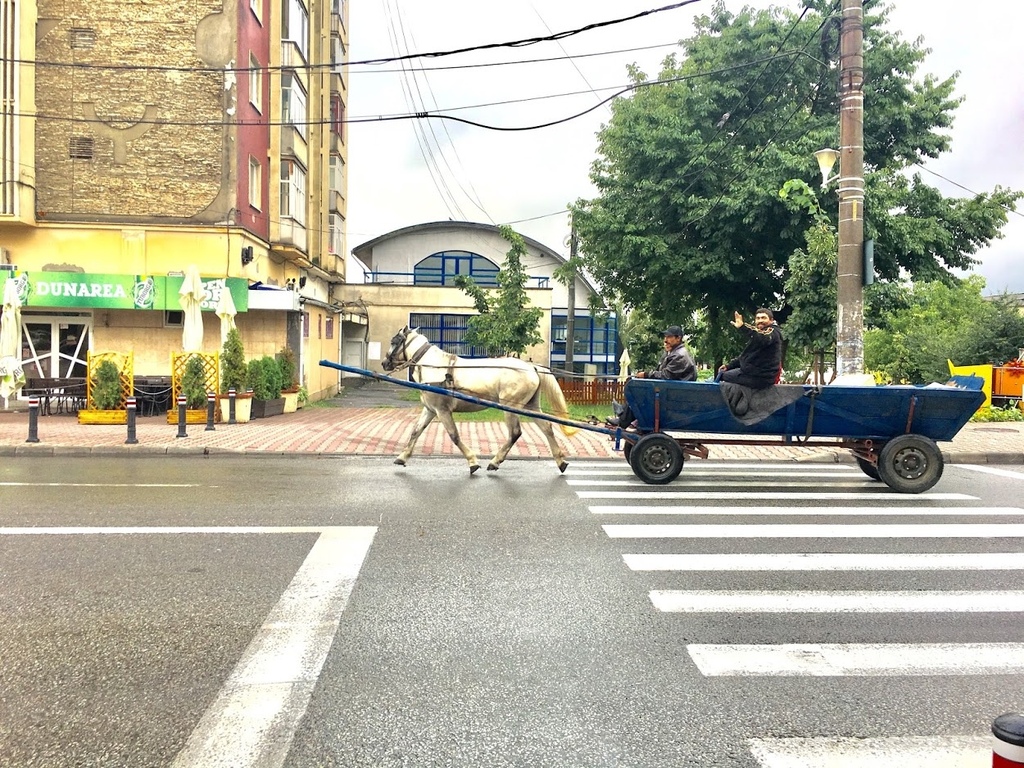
[
  {"x1": 488, "y1": 413, "x2": 523, "y2": 470},
  {"x1": 394, "y1": 407, "x2": 436, "y2": 466},
  {"x1": 535, "y1": 415, "x2": 569, "y2": 473},
  {"x1": 433, "y1": 409, "x2": 481, "y2": 474}
]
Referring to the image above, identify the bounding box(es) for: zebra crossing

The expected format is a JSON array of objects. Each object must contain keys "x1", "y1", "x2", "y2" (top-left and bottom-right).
[{"x1": 565, "y1": 460, "x2": 1024, "y2": 767}]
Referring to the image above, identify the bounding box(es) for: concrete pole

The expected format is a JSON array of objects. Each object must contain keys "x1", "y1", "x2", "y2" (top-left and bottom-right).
[
  {"x1": 836, "y1": 0, "x2": 865, "y2": 376},
  {"x1": 565, "y1": 226, "x2": 577, "y2": 372}
]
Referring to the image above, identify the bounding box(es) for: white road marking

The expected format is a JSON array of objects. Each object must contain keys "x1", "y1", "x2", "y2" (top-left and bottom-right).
[
  {"x1": 591, "y1": 505, "x2": 1024, "y2": 516},
  {"x1": 172, "y1": 526, "x2": 377, "y2": 768},
  {"x1": 604, "y1": 523, "x2": 1024, "y2": 538},
  {"x1": 623, "y1": 552, "x2": 1024, "y2": 571},
  {"x1": 0, "y1": 526, "x2": 331, "y2": 535},
  {"x1": 577, "y1": 491, "x2": 976, "y2": 500},
  {"x1": 567, "y1": 479, "x2": 876, "y2": 487},
  {"x1": 650, "y1": 590, "x2": 1024, "y2": 613},
  {"x1": 748, "y1": 735, "x2": 990, "y2": 767},
  {"x1": 687, "y1": 642, "x2": 1024, "y2": 676},
  {"x1": 569, "y1": 462, "x2": 848, "y2": 471},
  {"x1": 567, "y1": 469, "x2": 859, "y2": 477},
  {"x1": 953, "y1": 464, "x2": 1024, "y2": 481},
  {"x1": 0, "y1": 482, "x2": 206, "y2": 487}
]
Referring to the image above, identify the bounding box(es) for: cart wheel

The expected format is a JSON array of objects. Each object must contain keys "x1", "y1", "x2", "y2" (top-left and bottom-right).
[
  {"x1": 630, "y1": 433, "x2": 683, "y2": 485},
  {"x1": 877, "y1": 434, "x2": 943, "y2": 494},
  {"x1": 622, "y1": 439, "x2": 633, "y2": 465},
  {"x1": 855, "y1": 457, "x2": 881, "y2": 481}
]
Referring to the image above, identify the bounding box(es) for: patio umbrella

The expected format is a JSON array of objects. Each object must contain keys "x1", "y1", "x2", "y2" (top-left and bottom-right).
[
  {"x1": 0, "y1": 278, "x2": 25, "y2": 406},
  {"x1": 215, "y1": 285, "x2": 237, "y2": 345},
  {"x1": 179, "y1": 265, "x2": 205, "y2": 352}
]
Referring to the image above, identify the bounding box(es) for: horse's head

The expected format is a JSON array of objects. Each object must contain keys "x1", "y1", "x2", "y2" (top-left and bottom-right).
[{"x1": 382, "y1": 326, "x2": 415, "y2": 371}]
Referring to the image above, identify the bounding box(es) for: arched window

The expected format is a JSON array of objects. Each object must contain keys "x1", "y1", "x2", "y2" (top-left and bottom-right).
[{"x1": 414, "y1": 251, "x2": 499, "y2": 287}]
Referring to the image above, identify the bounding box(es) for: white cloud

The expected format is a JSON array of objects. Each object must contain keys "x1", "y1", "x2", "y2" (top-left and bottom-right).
[{"x1": 346, "y1": 0, "x2": 1024, "y2": 293}]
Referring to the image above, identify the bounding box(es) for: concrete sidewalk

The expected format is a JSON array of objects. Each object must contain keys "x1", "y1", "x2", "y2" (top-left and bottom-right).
[{"x1": 1, "y1": 382, "x2": 1022, "y2": 463}]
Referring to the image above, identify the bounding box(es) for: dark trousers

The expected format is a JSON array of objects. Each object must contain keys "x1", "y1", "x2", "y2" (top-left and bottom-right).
[{"x1": 717, "y1": 367, "x2": 775, "y2": 390}]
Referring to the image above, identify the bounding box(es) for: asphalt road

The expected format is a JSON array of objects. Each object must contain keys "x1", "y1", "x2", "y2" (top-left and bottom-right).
[{"x1": 1, "y1": 456, "x2": 1022, "y2": 767}]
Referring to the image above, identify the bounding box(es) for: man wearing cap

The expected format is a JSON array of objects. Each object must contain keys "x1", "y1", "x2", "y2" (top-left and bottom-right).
[{"x1": 607, "y1": 325, "x2": 696, "y2": 427}]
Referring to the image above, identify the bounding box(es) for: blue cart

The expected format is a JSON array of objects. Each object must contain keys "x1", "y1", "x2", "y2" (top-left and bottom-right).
[{"x1": 619, "y1": 378, "x2": 985, "y2": 493}]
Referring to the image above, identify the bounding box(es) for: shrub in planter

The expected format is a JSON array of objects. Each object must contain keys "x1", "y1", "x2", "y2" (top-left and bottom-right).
[
  {"x1": 276, "y1": 347, "x2": 297, "y2": 391},
  {"x1": 220, "y1": 327, "x2": 248, "y2": 394},
  {"x1": 92, "y1": 359, "x2": 122, "y2": 410},
  {"x1": 247, "y1": 356, "x2": 283, "y2": 400},
  {"x1": 181, "y1": 355, "x2": 209, "y2": 410}
]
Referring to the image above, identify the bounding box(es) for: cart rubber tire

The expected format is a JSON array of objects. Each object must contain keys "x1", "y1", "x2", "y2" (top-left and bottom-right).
[
  {"x1": 876, "y1": 434, "x2": 943, "y2": 494},
  {"x1": 622, "y1": 440, "x2": 633, "y2": 466},
  {"x1": 856, "y1": 456, "x2": 881, "y2": 481},
  {"x1": 630, "y1": 433, "x2": 684, "y2": 485}
]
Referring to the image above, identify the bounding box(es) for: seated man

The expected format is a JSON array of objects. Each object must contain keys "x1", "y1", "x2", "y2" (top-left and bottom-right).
[
  {"x1": 607, "y1": 325, "x2": 697, "y2": 428},
  {"x1": 717, "y1": 308, "x2": 783, "y2": 390}
]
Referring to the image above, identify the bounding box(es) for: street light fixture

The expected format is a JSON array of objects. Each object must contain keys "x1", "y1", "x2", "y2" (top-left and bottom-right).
[{"x1": 814, "y1": 148, "x2": 840, "y2": 188}]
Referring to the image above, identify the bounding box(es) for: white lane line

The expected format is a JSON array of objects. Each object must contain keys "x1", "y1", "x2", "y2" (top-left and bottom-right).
[
  {"x1": 172, "y1": 526, "x2": 377, "y2": 768},
  {"x1": 577, "y1": 491, "x2": 976, "y2": 500},
  {"x1": 567, "y1": 470, "x2": 859, "y2": 477},
  {"x1": 591, "y1": 505, "x2": 1024, "y2": 516},
  {"x1": 624, "y1": 552, "x2": 1024, "y2": 571},
  {"x1": 567, "y1": 479, "x2": 876, "y2": 487},
  {"x1": 748, "y1": 735, "x2": 990, "y2": 767},
  {"x1": 0, "y1": 526, "x2": 331, "y2": 535},
  {"x1": 570, "y1": 462, "x2": 822, "y2": 470},
  {"x1": 954, "y1": 465, "x2": 1024, "y2": 481},
  {"x1": 650, "y1": 590, "x2": 1024, "y2": 613},
  {"x1": 604, "y1": 523, "x2": 1024, "y2": 538},
  {"x1": 0, "y1": 482, "x2": 207, "y2": 487},
  {"x1": 687, "y1": 642, "x2": 1024, "y2": 676}
]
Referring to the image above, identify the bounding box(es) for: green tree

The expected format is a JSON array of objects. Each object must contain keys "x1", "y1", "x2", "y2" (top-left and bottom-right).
[
  {"x1": 570, "y1": 0, "x2": 1019, "y2": 339},
  {"x1": 454, "y1": 225, "x2": 543, "y2": 357}
]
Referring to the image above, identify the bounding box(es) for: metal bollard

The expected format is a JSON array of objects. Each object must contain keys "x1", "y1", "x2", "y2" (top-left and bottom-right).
[
  {"x1": 228, "y1": 388, "x2": 237, "y2": 424},
  {"x1": 205, "y1": 392, "x2": 216, "y2": 431},
  {"x1": 125, "y1": 397, "x2": 138, "y2": 444},
  {"x1": 993, "y1": 713, "x2": 1024, "y2": 767},
  {"x1": 176, "y1": 395, "x2": 188, "y2": 438},
  {"x1": 26, "y1": 397, "x2": 40, "y2": 443}
]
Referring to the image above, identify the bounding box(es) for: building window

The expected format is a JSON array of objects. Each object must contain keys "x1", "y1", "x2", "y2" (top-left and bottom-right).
[
  {"x1": 164, "y1": 310, "x2": 184, "y2": 327},
  {"x1": 280, "y1": 160, "x2": 306, "y2": 225},
  {"x1": 408, "y1": 313, "x2": 487, "y2": 358},
  {"x1": 302, "y1": 311, "x2": 309, "y2": 338},
  {"x1": 248, "y1": 53, "x2": 262, "y2": 112},
  {"x1": 328, "y1": 213, "x2": 342, "y2": 255},
  {"x1": 414, "y1": 251, "x2": 499, "y2": 287},
  {"x1": 550, "y1": 312, "x2": 620, "y2": 376},
  {"x1": 329, "y1": 155, "x2": 344, "y2": 193},
  {"x1": 248, "y1": 156, "x2": 261, "y2": 210},
  {"x1": 330, "y1": 94, "x2": 344, "y2": 138},
  {"x1": 325, "y1": 317, "x2": 334, "y2": 339},
  {"x1": 281, "y1": 73, "x2": 307, "y2": 131},
  {"x1": 282, "y1": 0, "x2": 309, "y2": 61},
  {"x1": 317, "y1": 314, "x2": 322, "y2": 339},
  {"x1": 69, "y1": 28, "x2": 96, "y2": 49},
  {"x1": 69, "y1": 136, "x2": 94, "y2": 160},
  {"x1": 249, "y1": 0, "x2": 262, "y2": 22}
]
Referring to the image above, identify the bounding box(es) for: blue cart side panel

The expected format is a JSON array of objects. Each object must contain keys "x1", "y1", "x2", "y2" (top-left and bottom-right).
[{"x1": 624, "y1": 379, "x2": 984, "y2": 441}]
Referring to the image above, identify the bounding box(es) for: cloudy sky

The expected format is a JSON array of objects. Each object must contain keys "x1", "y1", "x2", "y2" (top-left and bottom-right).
[{"x1": 344, "y1": 0, "x2": 1024, "y2": 294}]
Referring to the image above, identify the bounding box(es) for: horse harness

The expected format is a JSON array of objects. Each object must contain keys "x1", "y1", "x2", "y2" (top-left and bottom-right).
[{"x1": 388, "y1": 332, "x2": 458, "y2": 389}]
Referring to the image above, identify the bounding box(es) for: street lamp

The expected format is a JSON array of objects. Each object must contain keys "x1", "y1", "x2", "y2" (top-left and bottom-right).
[{"x1": 814, "y1": 148, "x2": 840, "y2": 188}]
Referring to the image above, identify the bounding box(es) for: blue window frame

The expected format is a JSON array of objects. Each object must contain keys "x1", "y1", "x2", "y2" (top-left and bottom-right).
[
  {"x1": 409, "y1": 313, "x2": 488, "y2": 358},
  {"x1": 550, "y1": 312, "x2": 620, "y2": 376},
  {"x1": 414, "y1": 251, "x2": 499, "y2": 287}
]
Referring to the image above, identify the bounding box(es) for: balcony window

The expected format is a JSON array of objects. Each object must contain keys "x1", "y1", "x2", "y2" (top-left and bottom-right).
[
  {"x1": 280, "y1": 160, "x2": 306, "y2": 225},
  {"x1": 328, "y1": 213, "x2": 342, "y2": 255},
  {"x1": 282, "y1": 0, "x2": 309, "y2": 61},
  {"x1": 281, "y1": 73, "x2": 307, "y2": 132}
]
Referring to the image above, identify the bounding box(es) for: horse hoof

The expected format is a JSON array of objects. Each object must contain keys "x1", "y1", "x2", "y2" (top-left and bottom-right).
[
  {"x1": 558, "y1": 461, "x2": 568, "y2": 474},
  {"x1": 487, "y1": 463, "x2": 499, "y2": 471},
  {"x1": 469, "y1": 465, "x2": 480, "y2": 475}
]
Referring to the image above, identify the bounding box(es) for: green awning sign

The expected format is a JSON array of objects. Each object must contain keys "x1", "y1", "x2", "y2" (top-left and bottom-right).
[{"x1": 10, "y1": 271, "x2": 248, "y2": 311}]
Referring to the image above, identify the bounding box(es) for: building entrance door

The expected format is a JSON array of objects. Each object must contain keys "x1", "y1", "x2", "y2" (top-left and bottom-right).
[{"x1": 20, "y1": 314, "x2": 92, "y2": 380}]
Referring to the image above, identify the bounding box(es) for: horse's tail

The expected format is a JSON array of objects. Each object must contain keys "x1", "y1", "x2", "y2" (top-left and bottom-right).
[{"x1": 538, "y1": 370, "x2": 579, "y2": 437}]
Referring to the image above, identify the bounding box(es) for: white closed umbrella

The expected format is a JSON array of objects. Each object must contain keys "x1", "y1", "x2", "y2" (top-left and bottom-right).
[
  {"x1": 179, "y1": 265, "x2": 205, "y2": 352},
  {"x1": 215, "y1": 285, "x2": 237, "y2": 345},
  {"x1": 0, "y1": 278, "x2": 25, "y2": 406}
]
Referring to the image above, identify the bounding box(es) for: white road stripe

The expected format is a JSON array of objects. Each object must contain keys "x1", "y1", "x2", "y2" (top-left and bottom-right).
[
  {"x1": 748, "y1": 735, "x2": 990, "y2": 767},
  {"x1": 954, "y1": 465, "x2": 1024, "y2": 481},
  {"x1": 567, "y1": 479, "x2": 876, "y2": 487},
  {"x1": 569, "y1": 462, "x2": 851, "y2": 471},
  {"x1": 577, "y1": 491, "x2": 976, "y2": 500},
  {"x1": 650, "y1": 590, "x2": 1024, "y2": 613},
  {"x1": 0, "y1": 482, "x2": 206, "y2": 487},
  {"x1": 623, "y1": 552, "x2": 1024, "y2": 571},
  {"x1": 687, "y1": 642, "x2": 1024, "y2": 676},
  {"x1": 591, "y1": 505, "x2": 1024, "y2": 516},
  {"x1": 567, "y1": 469, "x2": 859, "y2": 477},
  {"x1": 604, "y1": 523, "x2": 1024, "y2": 538},
  {"x1": 0, "y1": 526, "x2": 331, "y2": 535},
  {"x1": 172, "y1": 526, "x2": 376, "y2": 768}
]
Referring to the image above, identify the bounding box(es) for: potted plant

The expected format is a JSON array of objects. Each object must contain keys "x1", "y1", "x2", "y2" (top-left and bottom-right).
[
  {"x1": 219, "y1": 327, "x2": 252, "y2": 423},
  {"x1": 277, "y1": 347, "x2": 300, "y2": 413},
  {"x1": 248, "y1": 355, "x2": 285, "y2": 418},
  {"x1": 181, "y1": 355, "x2": 209, "y2": 411},
  {"x1": 79, "y1": 353, "x2": 132, "y2": 424}
]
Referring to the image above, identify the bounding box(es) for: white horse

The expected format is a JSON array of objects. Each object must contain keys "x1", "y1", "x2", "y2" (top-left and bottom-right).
[{"x1": 381, "y1": 326, "x2": 577, "y2": 474}]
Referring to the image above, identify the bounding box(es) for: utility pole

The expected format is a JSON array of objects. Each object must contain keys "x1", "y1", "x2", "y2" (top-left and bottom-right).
[
  {"x1": 565, "y1": 225, "x2": 577, "y2": 372},
  {"x1": 835, "y1": 0, "x2": 865, "y2": 376}
]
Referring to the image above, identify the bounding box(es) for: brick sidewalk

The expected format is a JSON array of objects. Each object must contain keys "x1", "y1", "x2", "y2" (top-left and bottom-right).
[{"x1": 1, "y1": 402, "x2": 1022, "y2": 464}]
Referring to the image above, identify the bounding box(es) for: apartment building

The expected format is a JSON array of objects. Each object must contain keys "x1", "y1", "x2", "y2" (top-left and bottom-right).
[{"x1": 0, "y1": 0, "x2": 353, "y2": 399}]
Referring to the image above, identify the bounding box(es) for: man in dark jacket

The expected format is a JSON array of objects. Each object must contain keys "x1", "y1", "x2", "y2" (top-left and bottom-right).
[
  {"x1": 717, "y1": 308, "x2": 783, "y2": 389},
  {"x1": 607, "y1": 325, "x2": 696, "y2": 427}
]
